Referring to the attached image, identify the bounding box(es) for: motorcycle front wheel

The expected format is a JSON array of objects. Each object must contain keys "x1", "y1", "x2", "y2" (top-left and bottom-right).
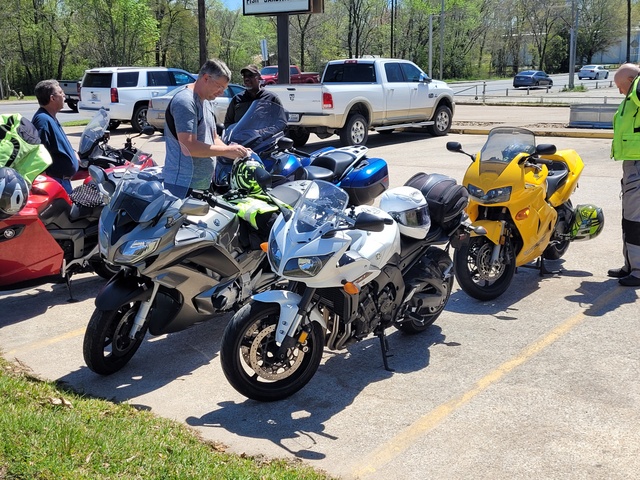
[
  {"x1": 83, "y1": 302, "x2": 148, "y2": 375},
  {"x1": 454, "y1": 236, "x2": 516, "y2": 301},
  {"x1": 220, "y1": 302, "x2": 324, "y2": 402}
]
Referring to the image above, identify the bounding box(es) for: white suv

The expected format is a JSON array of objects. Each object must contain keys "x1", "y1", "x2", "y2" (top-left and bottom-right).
[{"x1": 78, "y1": 67, "x2": 196, "y2": 132}]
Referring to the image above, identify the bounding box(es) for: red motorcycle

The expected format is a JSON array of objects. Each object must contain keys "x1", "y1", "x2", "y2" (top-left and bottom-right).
[
  {"x1": 72, "y1": 108, "x2": 155, "y2": 181},
  {"x1": 0, "y1": 169, "x2": 122, "y2": 293}
]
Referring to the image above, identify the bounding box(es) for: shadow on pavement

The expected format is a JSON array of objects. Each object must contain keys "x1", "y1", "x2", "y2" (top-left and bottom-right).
[{"x1": 186, "y1": 325, "x2": 448, "y2": 459}]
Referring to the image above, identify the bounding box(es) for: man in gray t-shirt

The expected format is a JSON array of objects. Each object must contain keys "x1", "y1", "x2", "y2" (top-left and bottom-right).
[{"x1": 164, "y1": 59, "x2": 249, "y2": 198}]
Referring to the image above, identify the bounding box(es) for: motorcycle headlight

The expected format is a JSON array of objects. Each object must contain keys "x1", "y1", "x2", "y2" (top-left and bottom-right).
[
  {"x1": 114, "y1": 238, "x2": 160, "y2": 264},
  {"x1": 468, "y1": 184, "x2": 512, "y2": 204},
  {"x1": 283, "y1": 254, "x2": 333, "y2": 278},
  {"x1": 268, "y1": 237, "x2": 282, "y2": 271}
]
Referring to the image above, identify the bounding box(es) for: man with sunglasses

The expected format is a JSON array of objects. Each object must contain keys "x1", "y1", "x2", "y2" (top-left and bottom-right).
[{"x1": 223, "y1": 65, "x2": 281, "y2": 129}]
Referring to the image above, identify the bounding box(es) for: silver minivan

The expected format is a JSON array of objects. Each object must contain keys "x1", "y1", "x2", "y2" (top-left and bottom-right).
[{"x1": 78, "y1": 67, "x2": 195, "y2": 132}]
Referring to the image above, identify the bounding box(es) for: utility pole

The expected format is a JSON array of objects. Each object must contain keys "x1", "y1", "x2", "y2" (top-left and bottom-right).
[
  {"x1": 627, "y1": 0, "x2": 631, "y2": 62},
  {"x1": 568, "y1": 0, "x2": 577, "y2": 89},
  {"x1": 198, "y1": 0, "x2": 207, "y2": 66},
  {"x1": 439, "y1": 0, "x2": 444, "y2": 80},
  {"x1": 429, "y1": 15, "x2": 433, "y2": 78}
]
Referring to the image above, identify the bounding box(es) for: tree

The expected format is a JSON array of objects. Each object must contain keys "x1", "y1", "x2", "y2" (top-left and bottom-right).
[
  {"x1": 576, "y1": 0, "x2": 625, "y2": 64},
  {"x1": 72, "y1": 0, "x2": 159, "y2": 66}
]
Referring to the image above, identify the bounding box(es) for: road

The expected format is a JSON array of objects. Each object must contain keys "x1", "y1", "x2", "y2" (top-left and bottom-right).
[{"x1": 2, "y1": 118, "x2": 639, "y2": 479}]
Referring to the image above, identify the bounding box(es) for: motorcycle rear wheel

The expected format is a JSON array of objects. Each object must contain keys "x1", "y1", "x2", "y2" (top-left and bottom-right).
[
  {"x1": 397, "y1": 251, "x2": 454, "y2": 334},
  {"x1": 220, "y1": 302, "x2": 324, "y2": 402},
  {"x1": 454, "y1": 236, "x2": 516, "y2": 301},
  {"x1": 543, "y1": 203, "x2": 573, "y2": 260},
  {"x1": 83, "y1": 302, "x2": 148, "y2": 375}
]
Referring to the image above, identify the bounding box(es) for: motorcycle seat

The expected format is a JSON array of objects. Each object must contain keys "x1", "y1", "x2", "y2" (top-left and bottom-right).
[
  {"x1": 545, "y1": 162, "x2": 569, "y2": 200},
  {"x1": 304, "y1": 165, "x2": 335, "y2": 182},
  {"x1": 310, "y1": 149, "x2": 359, "y2": 178}
]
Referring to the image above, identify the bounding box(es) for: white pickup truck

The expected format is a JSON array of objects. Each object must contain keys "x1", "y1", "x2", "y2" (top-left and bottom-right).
[{"x1": 265, "y1": 58, "x2": 455, "y2": 147}]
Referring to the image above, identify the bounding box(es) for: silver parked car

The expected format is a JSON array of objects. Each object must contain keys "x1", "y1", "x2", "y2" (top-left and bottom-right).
[
  {"x1": 577, "y1": 65, "x2": 609, "y2": 80},
  {"x1": 147, "y1": 83, "x2": 246, "y2": 131}
]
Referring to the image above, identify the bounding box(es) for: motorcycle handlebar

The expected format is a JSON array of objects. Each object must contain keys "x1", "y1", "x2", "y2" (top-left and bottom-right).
[{"x1": 199, "y1": 191, "x2": 240, "y2": 214}]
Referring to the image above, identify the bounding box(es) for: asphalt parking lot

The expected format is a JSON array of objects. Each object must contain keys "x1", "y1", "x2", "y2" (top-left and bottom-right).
[{"x1": 2, "y1": 105, "x2": 639, "y2": 479}]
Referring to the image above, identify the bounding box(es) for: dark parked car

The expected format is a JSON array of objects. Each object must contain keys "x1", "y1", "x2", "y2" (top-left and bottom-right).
[{"x1": 513, "y1": 70, "x2": 553, "y2": 89}]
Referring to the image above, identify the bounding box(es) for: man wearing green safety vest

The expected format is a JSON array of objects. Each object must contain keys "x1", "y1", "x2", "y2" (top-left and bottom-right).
[{"x1": 610, "y1": 63, "x2": 640, "y2": 287}]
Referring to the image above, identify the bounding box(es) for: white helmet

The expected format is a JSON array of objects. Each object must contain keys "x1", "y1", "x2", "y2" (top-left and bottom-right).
[{"x1": 379, "y1": 186, "x2": 431, "y2": 239}]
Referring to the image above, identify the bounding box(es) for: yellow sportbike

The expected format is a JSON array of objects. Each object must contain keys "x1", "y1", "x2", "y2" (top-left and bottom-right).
[{"x1": 447, "y1": 127, "x2": 604, "y2": 301}]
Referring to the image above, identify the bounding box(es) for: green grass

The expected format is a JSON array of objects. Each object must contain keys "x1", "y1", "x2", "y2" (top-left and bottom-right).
[
  {"x1": 61, "y1": 120, "x2": 90, "y2": 127},
  {"x1": 0, "y1": 95, "x2": 36, "y2": 102},
  {"x1": 0, "y1": 356, "x2": 336, "y2": 480},
  {"x1": 560, "y1": 85, "x2": 587, "y2": 92}
]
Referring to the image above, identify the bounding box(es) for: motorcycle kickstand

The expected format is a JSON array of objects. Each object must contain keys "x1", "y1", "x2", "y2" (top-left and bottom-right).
[
  {"x1": 536, "y1": 257, "x2": 561, "y2": 276},
  {"x1": 64, "y1": 274, "x2": 78, "y2": 303},
  {"x1": 377, "y1": 330, "x2": 395, "y2": 372}
]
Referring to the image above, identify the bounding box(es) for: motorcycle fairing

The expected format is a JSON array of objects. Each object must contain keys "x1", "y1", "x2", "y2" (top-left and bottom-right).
[
  {"x1": 0, "y1": 210, "x2": 63, "y2": 288},
  {"x1": 250, "y1": 290, "x2": 326, "y2": 344}
]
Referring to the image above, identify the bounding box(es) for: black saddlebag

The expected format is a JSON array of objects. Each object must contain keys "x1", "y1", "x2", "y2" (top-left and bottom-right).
[{"x1": 405, "y1": 172, "x2": 468, "y2": 230}]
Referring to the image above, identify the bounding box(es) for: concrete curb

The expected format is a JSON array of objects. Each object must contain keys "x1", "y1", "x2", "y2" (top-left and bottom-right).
[{"x1": 450, "y1": 126, "x2": 613, "y2": 139}]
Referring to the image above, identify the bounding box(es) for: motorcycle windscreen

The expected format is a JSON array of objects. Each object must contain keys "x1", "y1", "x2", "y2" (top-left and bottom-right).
[
  {"x1": 290, "y1": 180, "x2": 349, "y2": 239},
  {"x1": 78, "y1": 108, "x2": 110, "y2": 158},
  {"x1": 221, "y1": 99, "x2": 288, "y2": 154},
  {"x1": 479, "y1": 126, "x2": 536, "y2": 164}
]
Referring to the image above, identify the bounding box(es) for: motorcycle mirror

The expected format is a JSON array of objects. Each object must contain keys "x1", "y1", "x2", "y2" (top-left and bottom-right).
[
  {"x1": 354, "y1": 211, "x2": 386, "y2": 232},
  {"x1": 447, "y1": 141, "x2": 475, "y2": 161},
  {"x1": 277, "y1": 137, "x2": 294, "y2": 151},
  {"x1": 536, "y1": 144, "x2": 557, "y2": 156},
  {"x1": 254, "y1": 167, "x2": 272, "y2": 190},
  {"x1": 88, "y1": 165, "x2": 106, "y2": 185},
  {"x1": 446, "y1": 141, "x2": 462, "y2": 152},
  {"x1": 179, "y1": 198, "x2": 210, "y2": 216}
]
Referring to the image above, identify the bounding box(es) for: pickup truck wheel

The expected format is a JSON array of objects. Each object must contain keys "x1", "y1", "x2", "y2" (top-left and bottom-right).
[
  {"x1": 340, "y1": 113, "x2": 368, "y2": 146},
  {"x1": 132, "y1": 104, "x2": 149, "y2": 133},
  {"x1": 427, "y1": 105, "x2": 452, "y2": 136},
  {"x1": 66, "y1": 100, "x2": 79, "y2": 113},
  {"x1": 287, "y1": 128, "x2": 310, "y2": 148}
]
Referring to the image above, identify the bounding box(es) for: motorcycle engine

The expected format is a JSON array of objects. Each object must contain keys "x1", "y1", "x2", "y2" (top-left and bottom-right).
[{"x1": 351, "y1": 283, "x2": 397, "y2": 339}]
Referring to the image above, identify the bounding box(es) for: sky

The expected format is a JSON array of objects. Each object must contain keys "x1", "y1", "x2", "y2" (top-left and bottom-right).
[{"x1": 223, "y1": 0, "x2": 242, "y2": 11}]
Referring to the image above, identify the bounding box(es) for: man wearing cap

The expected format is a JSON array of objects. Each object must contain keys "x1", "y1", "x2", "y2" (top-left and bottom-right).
[{"x1": 223, "y1": 64, "x2": 281, "y2": 129}]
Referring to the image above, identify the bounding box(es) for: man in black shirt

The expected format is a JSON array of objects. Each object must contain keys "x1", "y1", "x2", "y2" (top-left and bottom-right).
[{"x1": 223, "y1": 65, "x2": 281, "y2": 129}]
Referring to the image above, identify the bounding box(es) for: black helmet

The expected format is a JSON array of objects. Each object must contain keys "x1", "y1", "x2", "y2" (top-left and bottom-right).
[{"x1": 0, "y1": 167, "x2": 29, "y2": 219}]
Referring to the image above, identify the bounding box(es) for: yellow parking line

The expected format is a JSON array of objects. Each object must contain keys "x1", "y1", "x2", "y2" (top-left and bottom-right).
[
  {"x1": 5, "y1": 327, "x2": 86, "y2": 357},
  {"x1": 352, "y1": 286, "x2": 623, "y2": 478}
]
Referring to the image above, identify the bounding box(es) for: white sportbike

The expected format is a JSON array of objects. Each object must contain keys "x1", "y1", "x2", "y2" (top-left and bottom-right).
[{"x1": 220, "y1": 179, "x2": 473, "y2": 401}]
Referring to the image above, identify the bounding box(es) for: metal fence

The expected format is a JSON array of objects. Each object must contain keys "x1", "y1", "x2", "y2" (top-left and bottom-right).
[{"x1": 452, "y1": 81, "x2": 619, "y2": 106}]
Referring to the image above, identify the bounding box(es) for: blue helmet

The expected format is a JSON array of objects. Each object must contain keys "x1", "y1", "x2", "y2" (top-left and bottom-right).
[{"x1": 502, "y1": 143, "x2": 535, "y2": 162}]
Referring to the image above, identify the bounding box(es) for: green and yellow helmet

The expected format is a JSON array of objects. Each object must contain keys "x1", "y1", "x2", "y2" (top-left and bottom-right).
[
  {"x1": 570, "y1": 204, "x2": 604, "y2": 241},
  {"x1": 230, "y1": 156, "x2": 266, "y2": 195}
]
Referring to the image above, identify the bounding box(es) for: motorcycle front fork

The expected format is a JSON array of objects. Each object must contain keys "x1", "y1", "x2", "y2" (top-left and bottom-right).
[
  {"x1": 489, "y1": 220, "x2": 506, "y2": 266},
  {"x1": 129, "y1": 282, "x2": 159, "y2": 339}
]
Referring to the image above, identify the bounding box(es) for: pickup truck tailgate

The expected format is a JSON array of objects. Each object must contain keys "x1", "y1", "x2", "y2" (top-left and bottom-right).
[{"x1": 265, "y1": 84, "x2": 325, "y2": 122}]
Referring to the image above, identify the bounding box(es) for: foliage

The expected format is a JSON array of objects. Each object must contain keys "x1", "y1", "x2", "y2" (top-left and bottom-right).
[
  {"x1": 0, "y1": 0, "x2": 634, "y2": 97},
  {"x1": 0, "y1": 357, "x2": 334, "y2": 479}
]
